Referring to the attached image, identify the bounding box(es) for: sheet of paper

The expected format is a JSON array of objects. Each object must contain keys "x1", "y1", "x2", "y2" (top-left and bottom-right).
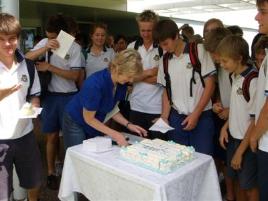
[
  {"x1": 52, "y1": 30, "x2": 75, "y2": 59},
  {"x1": 19, "y1": 107, "x2": 43, "y2": 119},
  {"x1": 104, "y1": 103, "x2": 120, "y2": 123},
  {"x1": 149, "y1": 118, "x2": 174, "y2": 133}
]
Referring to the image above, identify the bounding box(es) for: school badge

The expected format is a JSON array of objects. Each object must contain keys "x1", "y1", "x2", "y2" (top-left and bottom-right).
[
  {"x1": 21, "y1": 74, "x2": 28, "y2": 82},
  {"x1": 64, "y1": 54, "x2": 70, "y2": 60},
  {"x1": 153, "y1": 55, "x2": 160, "y2": 61},
  {"x1": 104, "y1": 57, "x2": 109, "y2": 62},
  {"x1": 186, "y1": 62, "x2": 193, "y2": 69},
  {"x1": 237, "y1": 88, "x2": 243, "y2": 95}
]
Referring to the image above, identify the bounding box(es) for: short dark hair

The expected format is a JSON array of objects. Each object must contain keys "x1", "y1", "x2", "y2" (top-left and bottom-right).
[
  {"x1": 154, "y1": 19, "x2": 179, "y2": 42},
  {"x1": 216, "y1": 35, "x2": 250, "y2": 65},
  {"x1": 0, "y1": 13, "x2": 21, "y2": 36},
  {"x1": 114, "y1": 34, "x2": 127, "y2": 44},
  {"x1": 257, "y1": 0, "x2": 268, "y2": 7},
  {"x1": 254, "y1": 35, "x2": 268, "y2": 54},
  {"x1": 227, "y1": 25, "x2": 243, "y2": 36},
  {"x1": 45, "y1": 15, "x2": 68, "y2": 34}
]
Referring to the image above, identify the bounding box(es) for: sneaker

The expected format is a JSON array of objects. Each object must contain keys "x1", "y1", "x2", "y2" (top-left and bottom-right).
[{"x1": 47, "y1": 175, "x2": 59, "y2": 190}]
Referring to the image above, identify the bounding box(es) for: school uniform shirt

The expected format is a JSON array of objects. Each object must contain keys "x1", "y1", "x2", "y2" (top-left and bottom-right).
[
  {"x1": 255, "y1": 55, "x2": 268, "y2": 152},
  {"x1": 85, "y1": 47, "x2": 115, "y2": 78},
  {"x1": 229, "y1": 67, "x2": 257, "y2": 140},
  {"x1": 65, "y1": 68, "x2": 127, "y2": 138},
  {"x1": 31, "y1": 38, "x2": 82, "y2": 93},
  {"x1": 0, "y1": 50, "x2": 40, "y2": 139},
  {"x1": 128, "y1": 41, "x2": 163, "y2": 114},
  {"x1": 157, "y1": 43, "x2": 216, "y2": 115},
  {"x1": 218, "y1": 67, "x2": 232, "y2": 108}
]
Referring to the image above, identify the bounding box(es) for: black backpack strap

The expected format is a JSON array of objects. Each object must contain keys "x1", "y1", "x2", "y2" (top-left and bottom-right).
[
  {"x1": 25, "y1": 58, "x2": 35, "y2": 101},
  {"x1": 188, "y1": 42, "x2": 205, "y2": 97},
  {"x1": 134, "y1": 37, "x2": 143, "y2": 50},
  {"x1": 242, "y1": 69, "x2": 258, "y2": 102},
  {"x1": 163, "y1": 52, "x2": 173, "y2": 105},
  {"x1": 158, "y1": 46, "x2": 163, "y2": 58},
  {"x1": 229, "y1": 72, "x2": 233, "y2": 86}
]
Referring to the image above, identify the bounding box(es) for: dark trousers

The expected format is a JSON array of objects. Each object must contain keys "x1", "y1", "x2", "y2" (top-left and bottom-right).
[{"x1": 129, "y1": 110, "x2": 167, "y2": 140}]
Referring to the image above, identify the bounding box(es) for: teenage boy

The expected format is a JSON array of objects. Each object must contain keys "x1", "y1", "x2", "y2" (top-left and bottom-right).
[
  {"x1": 0, "y1": 13, "x2": 42, "y2": 201},
  {"x1": 128, "y1": 10, "x2": 164, "y2": 140},
  {"x1": 218, "y1": 35, "x2": 258, "y2": 201},
  {"x1": 154, "y1": 19, "x2": 216, "y2": 155},
  {"x1": 250, "y1": 0, "x2": 268, "y2": 201},
  {"x1": 25, "y1": 15, "x2": 82, "y2": 190}
]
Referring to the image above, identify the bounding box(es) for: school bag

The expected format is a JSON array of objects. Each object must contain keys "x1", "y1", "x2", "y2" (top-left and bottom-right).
[
  {"x1": 163, "y1": 42, "x2": 205, "y2": 105},
  {"x1": 134, "y1": 37, "x2": 163, "y2": 58},
  {"x1": 229, "y1": 66, "x2": 258, "y2": 102},
  {"x1": 25, "y1": 58, "x2": 35, "y2": 101}
]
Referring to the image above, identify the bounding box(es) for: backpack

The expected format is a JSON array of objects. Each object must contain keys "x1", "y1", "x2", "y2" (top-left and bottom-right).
[
  {"x1": 163, "y1": 42, "x2": 205, "y2": 105},
  {"x1": 229, "y1": 67, "x2": 258, "y2": 102},
  {"x1": 25, "y1": 58, "x2": 35, "y2": 101},
  {"x1": 134, "y1": 37, "x2": 163, "y2": 58}
]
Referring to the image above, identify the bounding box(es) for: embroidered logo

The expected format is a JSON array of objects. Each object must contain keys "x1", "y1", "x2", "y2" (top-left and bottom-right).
[
  {"x1": 186, "y1": 62, "x2": 193, "y2": 69},
  {"x1": 237, "y1": 88, "x2": 243, "y2": 95},
  {"x1": 21, "y1": 74, "x2": 28, "y2": 82},
  {"x1": 104, "y1": 57, "x2": 109, "y2": 62},
  {"x1": 153, "y1": 55, "x2": 160, "y2": 61},
  {"x1": 65, "y1": 54, "x2": 70, "y2": 60}
]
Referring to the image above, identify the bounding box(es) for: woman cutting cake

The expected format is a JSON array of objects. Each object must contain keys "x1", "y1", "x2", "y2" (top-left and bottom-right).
[{"x1": 62, "y1": 49, "x2": 147, "y2": 149}]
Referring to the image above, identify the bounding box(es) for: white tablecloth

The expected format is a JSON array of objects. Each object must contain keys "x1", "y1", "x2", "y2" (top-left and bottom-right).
[{"x1": 58, "y1": 141, "x2": 222, "y2": 201}]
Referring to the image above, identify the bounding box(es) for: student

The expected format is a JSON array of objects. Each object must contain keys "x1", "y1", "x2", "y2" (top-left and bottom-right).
[
  {"x1": 62, "y1": 49, "x2": 147, "y2": 148},
  {"x1": 114, "y1": 34, "x2": 128, "y2": 53},
  {"x1": 25, "y1": 14, "x2": 82, "y2": 190},
  {"x1": 203, "y1": 18, "x2": 224, "y2": 40},
  {"x1": 85, "y1": 23, "x2": 115, "y2": 78},
  {"x1": 128, "y1": 10, "x2": 164, "y2": 140},
  {"x1": 0, "y1": 13, "x2": 42, "y2": 201},
  {"x1": 252, "y1": 35, "x2": 268, "y2": 69},
  {"x1": 154, "y1": 19, "x2": 216, "y2": 155},
  {"x1": 218, "y1": 35, "x2": 259, "y2": 201},
  {"x1": 204, "y1": 27, "x2": 236, "y2": 201},
  {"x1": 250, "y1": 1, "x2": 268, "y2": 201}
]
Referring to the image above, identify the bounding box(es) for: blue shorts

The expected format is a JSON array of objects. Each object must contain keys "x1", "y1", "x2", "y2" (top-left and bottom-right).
[
  {"x1": 257, "y1": 149, "x2": 268, "y2": 201},
  {"x1": 41, "y1": 92, "x2": 75, "y2": 133},
  {"x1": 168, "y1": 108, "x2": 215, "y2": 155},
  {"x1": 226, "y1": 134, "x2": 257, "y2": 190},
  {"x1": 0, "y1": 132, "x2": 43, "y2": 200}
]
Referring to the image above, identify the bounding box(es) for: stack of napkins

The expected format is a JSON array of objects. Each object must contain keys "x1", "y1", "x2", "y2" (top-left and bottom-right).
[{"x1": 83, "y1": 137, "x2": 112, "y2": 153}]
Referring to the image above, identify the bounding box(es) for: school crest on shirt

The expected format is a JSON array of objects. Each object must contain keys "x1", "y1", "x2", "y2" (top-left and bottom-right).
[
  {"x1": 64, "y1": 54, "x2": 70, "y2": 60},
  {"x1": 153, "y1": 55, "x2": 160, "y2": 61},
  {"x1": 103, "y1": 57, "x2": 109, "y2": 62},
  {"x1": 21, "y1": 74, "x2": 28, "y2": 82},
  {"x1": 237, "y1": 87, "x2": 243, "y2": 95},
  {"x1": 186, "y1": 62, "x2": 193, "y2": 69}
]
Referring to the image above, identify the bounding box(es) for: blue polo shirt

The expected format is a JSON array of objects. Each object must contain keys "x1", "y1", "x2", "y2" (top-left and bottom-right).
[{"x1": 65, "y1": 68, "x2": 127, "y2": 137}]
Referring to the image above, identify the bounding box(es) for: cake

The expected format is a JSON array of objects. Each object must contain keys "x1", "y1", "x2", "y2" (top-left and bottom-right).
[
  {"x1": 83, "y1": 137, "x2": 112, "y2": 153},
  {"x1": 120, "y1": 139, "x2": 195, "y2": 174},
  {"x1": 21, "y1": 102, "x2": 35, "y2": 116}
]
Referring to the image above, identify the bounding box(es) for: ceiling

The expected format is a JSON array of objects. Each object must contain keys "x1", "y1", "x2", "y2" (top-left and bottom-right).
[{"x1": 127, "y1": 0, "x2": 256, "y2": 16}]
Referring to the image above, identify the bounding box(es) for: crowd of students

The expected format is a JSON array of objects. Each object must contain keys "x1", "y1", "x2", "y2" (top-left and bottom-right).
[{"x1": 1, "y1": 0, "x2": 268, "y2": 201}]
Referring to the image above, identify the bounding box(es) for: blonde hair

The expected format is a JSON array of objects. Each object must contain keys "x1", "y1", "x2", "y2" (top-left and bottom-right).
[
  {"x1": 110, "y1": 49, "x2": 143, "y2": 77},
  {"x1": 136, "y1": 10, "x2": 158, "y2": 24}
]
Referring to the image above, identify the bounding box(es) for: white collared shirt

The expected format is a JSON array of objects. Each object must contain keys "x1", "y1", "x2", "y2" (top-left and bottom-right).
[
  {"x1": 85, "y1": 47, "x2": 115, "y2": 78},
  {"x1": 157, "y1": 43, "x2": 216, "y2": 115},
  {"x1": 255, "y1": 56, "x2": 268, "y2": 152},
  {"x1": 128, "y1": 41, "x2": 163, "y2": 114},
  {"x1": 0, "y1": 59, "x2": 40, "y2": 139}
]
